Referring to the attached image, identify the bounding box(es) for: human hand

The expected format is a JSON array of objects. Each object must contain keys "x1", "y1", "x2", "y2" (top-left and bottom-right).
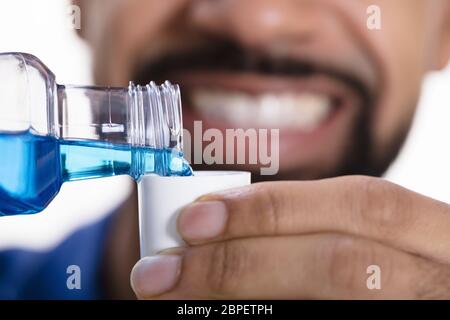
[{"x1": 130, "y1": 176, "x2": 450, "y2": 299}]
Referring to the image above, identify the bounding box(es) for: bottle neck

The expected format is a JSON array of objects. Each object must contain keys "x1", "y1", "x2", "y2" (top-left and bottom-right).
[
  {"x1": 56, "y1": 81, "x2": 183, "y2": 148},
  {"x1": 56, "y1": 81, "x2": 190, "y2": 180},
  {"x1": 59, "y1": 140, "x2": 192, "y2": 182}
]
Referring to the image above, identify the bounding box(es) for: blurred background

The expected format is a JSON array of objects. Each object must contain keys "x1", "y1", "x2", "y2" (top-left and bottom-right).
[{"x1": 0, "y1": 0, "x2": 448, "y2": 250}]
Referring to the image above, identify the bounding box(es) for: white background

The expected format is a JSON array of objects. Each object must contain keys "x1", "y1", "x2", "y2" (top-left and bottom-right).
[{"x1": 0, "y1": 0, "x2": 448, "y2": 250}]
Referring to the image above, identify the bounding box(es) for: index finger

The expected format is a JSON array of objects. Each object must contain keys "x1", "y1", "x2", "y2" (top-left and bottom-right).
[{"x1": 177, "y1": 176, "x2": 450, "y2": 264}]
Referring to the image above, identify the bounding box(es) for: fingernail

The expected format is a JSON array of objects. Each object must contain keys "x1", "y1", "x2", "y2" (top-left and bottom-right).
[
  {"x1": 178, "y1": 201, "x2": 227, "y2": 241},
  {"x1": 130, "y1": 255, "x2": 181, "y2": 297}
]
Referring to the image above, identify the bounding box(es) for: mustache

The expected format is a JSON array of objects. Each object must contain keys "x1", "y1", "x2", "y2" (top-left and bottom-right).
[{"x1": 133, "y1": 39, "x2": 373, "y2": 103}]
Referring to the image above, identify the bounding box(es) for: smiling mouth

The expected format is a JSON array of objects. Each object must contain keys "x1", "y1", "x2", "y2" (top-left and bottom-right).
[
  {"x1": 133, "y1": 40, "x2": 373, "y2": 134},
  {"x1": 192, "y1": 87, "x2": 333, "y2": 131}
]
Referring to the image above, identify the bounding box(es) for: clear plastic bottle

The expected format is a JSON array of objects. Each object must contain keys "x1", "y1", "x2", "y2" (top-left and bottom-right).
[{"x1": 0, "y1": 52, "x2": 192, "y2": 216}]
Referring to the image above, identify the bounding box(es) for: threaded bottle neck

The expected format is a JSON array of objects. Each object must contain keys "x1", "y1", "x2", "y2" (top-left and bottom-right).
[
  {"x1": 56, "y1": 81, "x2": 189, "y2": 181},
  {"x1": 128, "y1": 81, "x2": 186, "y2": 179},
  {"x1": 128, "y1": 81, "x2": 183, "y2": 151}
]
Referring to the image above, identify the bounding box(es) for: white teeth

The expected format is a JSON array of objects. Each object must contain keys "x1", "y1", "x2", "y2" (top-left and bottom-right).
[{"x1": 191, "y1": 90, "x2": 333, "y2": 130}]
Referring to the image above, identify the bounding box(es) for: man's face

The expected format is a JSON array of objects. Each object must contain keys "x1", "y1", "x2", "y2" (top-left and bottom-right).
[{"x1": 79, "y1": 0, "x2": 450, "y2": 180}]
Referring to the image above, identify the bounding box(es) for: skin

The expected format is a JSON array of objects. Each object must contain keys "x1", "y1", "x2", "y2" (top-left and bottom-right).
[{"x1": 75, "y1": 0, "x2": 450, "y2": 299}]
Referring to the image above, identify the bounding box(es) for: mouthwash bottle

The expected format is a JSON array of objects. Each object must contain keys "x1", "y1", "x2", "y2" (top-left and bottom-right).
[{"x1": 0, "y1": 52, "x2": 192, "y2": 216}]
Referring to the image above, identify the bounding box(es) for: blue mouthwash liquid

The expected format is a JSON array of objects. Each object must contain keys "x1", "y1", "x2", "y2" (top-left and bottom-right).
[{"x1": 0, "y1": 129, "x2": 192, "y2": 216}]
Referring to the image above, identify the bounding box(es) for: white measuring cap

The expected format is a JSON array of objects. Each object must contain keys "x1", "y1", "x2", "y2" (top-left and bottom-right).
[{"x1": 137, "y1": 171, "x2": 251, "y2": 257}]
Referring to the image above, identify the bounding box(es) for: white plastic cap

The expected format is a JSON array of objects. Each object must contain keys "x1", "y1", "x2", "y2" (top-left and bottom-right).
[{"x1": 137, "y1": 171, "x2": 251, "y2": 257}]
